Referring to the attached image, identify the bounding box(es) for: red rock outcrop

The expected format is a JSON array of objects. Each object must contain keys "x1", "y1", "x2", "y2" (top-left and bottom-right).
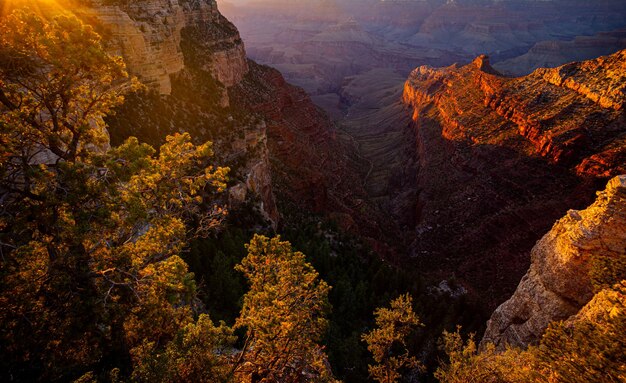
[{"x1": 402, "y1": 51, "x2": 626, "y2": 308}]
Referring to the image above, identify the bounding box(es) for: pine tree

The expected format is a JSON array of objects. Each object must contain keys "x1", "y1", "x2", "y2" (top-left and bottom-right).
[
  {"x1": 362, "y1": 294, "x2": 423, "y2": 383},
  {"x1": 234, "y1": 235, "x2": 336, "y2": 383},
  {"x1": 0, "y1": 9, "x2": 229, "y2": 381}
]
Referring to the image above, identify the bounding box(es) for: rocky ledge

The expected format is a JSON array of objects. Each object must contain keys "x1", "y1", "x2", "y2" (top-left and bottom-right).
[{"x1": 482, "y1": 175, "x2": 626, "y2": 349}]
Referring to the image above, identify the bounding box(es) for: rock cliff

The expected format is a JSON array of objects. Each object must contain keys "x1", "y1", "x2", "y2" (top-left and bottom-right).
[
  {"x1": 230, "y1": 61, "x2": 391, "y2": 246},
  {"x1": 79, "y1": 0, "x2": 375, "y2": 233},
  {"x1": 481, "y1": 175, "x2": 626, "y2": 349},
  {"x1": 75, "y1": 0, "x2": 277, "y2": 223},
  {"x1": 83, "y1": 0, "x2": 247, "y2": 95},
  {"x1": 402, "y1": 51, "x2": 626, "y2": 308}
]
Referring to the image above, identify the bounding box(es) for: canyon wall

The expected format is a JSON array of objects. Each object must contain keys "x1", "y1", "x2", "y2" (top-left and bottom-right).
[
  {"x1": 80, "y1": 0, "x2": 276, "y2": 223},
  {"x1": 494, "y1": 29, "x2": 626, "y2": 77},
  {"x1": 230, "y1": 61, "x2": 391, "y2": 248},
  {"x1": 482, "y1": 175, "x2": 626, "y2": 349},
  {"x1": 81, "y1": 0, "x2": 375, "y2": 232},
  {"x1": 85, "y1": 0, "x2": 247, "y2": 95},
  {"x1": 402, "y1": 51, "x2": 626, "y2": 309},
  {"x1": 222, "y1": 0, "x2": 626, "y2": 104}
]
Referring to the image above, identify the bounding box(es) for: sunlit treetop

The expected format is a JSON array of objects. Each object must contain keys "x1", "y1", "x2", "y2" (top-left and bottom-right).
[{"x1": 0, "y1": 7, "x2": 141, "y2": 164}]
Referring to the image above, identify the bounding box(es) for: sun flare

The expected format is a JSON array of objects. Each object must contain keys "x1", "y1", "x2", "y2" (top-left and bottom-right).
[{"x1": 1, "y1": 0, "x2": 70, "y2": 19}]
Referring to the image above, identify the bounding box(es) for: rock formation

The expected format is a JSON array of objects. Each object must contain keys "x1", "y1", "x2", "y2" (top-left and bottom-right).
[
  {"x1": 83, "y1": 0, "x2": 247, "y2": 95},
  {"x1": 223, "y1": 0, "x2": 626, "y2": 102},
  {"x1": 481, "y1": 175, "x2": 626, "y2": 349},
  {"x1": 402, "y1": 51, "x2": 626, "y2": 308},
  {"x1": 75, "y1": 0, "x2": 275, "y2": 222},
  {"x1": 77, "y1": 0, "x2": 378, "y2": 234},
  {"x1": 230, "y1": 61, "x2": 390, "y2": 245}
]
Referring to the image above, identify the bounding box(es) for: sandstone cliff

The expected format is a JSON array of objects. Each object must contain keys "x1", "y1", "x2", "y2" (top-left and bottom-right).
[
  {"x1": 83, "y1": 0, "x2": 247, "y2": 95},
  {"x1": 75, "y1": 0, "x2": 279, "y2": 225},
  {"x1": 481, "y1": 175, "x2": 626, "y2": 349},
  {"x1": 402, "y1": 51, "x2": 626, "y2": 308},
  {"x1": 82, "y1": 0, "x2": 375, "y2": 233}
]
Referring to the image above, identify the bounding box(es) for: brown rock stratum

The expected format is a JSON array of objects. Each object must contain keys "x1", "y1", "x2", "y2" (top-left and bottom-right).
[
  {"x1": 231, "y1": 62, "x2": 393, "y2": 248},
  {"x1": 402, "y1": 51, "x2": 626, "y2": 309}
]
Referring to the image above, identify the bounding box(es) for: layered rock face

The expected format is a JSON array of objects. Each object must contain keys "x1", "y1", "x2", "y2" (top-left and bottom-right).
[
  {"x1": 494, "y1": 29, "x2": 626, "y2": 77},
  {"x1": 222, "y1": 0, "x2": 626, "y2": 105},
  {"x1": 402, "y1": 51, "x2": 626, "y2": 308},
  {"x1": 86, "y1": 0, "x2": 375, "y2": 232},
  {"x1": 482, "y1": 175, "x2": 626, "y2": 349},
  {"x1": 79, "y1": 0, "x2": 279, "y2": 224},
  {"x1": 85, "y1": 0, "x2": 247, "y2": 95}
]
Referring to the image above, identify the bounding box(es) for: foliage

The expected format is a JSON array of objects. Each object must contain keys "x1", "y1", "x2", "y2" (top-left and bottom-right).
[
  {"x1": 434, "y1": 328, "x2": 539, "y2": 383},
  {"x1": 362, "y1": 294, "x2": 424, "y2": 383},
  {"x1": 234, "y1": 234, "x2": 336, "y2": 383},
  {"x1": 0, "y1": 9, "x2": 141, "y2": 165},
  {"x1": 131, "y1": 314, "x2": 236, "y2": 383},
  {"x1": 0, "y1": 10, "x2": 229, "y2": 382},
  {"x1": 534, "y1": 281, "x2": 626, "y2": 383},
  {"x1": 437, "y1": 280, "x2": 626, "y2": 383},
  {"x1": 589, "y1": 254, "x2": 626, "y2": 293},
  {"x1": 277, "y1": 205, "x2": 482, "y2": 383}
]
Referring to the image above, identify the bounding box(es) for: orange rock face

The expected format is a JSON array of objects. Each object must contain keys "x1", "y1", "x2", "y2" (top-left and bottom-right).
[{"x1": 402, "y1": 51, "x2": 626, "y2": 309}]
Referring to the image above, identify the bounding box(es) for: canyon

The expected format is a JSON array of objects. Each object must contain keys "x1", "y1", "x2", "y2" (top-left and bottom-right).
[
  {"x1": 221, "y1": 0, "x2": 626, "y2": 312},
  {"x1": 78, "y1": 0, "x2": 385, "y2": 239},
  {"x1": 3, "y1": 0, "x2": 624, "y2": 380},
  {"x1": 85, "y1": 0, "x2": 626, "y2": 321},
  {"x1": 221, "y1": 0, "x2": 626, "y2": 99},
  {"x1": 402, "y1": 51, "x2": 626, "y2": 308}
]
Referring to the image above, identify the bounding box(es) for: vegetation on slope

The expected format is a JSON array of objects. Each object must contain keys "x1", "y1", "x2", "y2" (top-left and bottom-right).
[{"x1": 1, "y1": 6, "x2": 623, "y2": 383}]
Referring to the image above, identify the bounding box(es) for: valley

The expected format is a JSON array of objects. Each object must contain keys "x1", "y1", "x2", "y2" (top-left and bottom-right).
[
  {"x1": 0, "y1": 1, "x2": 625, "y2": 382},
  {"x1": 223, "y1": 0, "x2": 626, "y2": 307}
]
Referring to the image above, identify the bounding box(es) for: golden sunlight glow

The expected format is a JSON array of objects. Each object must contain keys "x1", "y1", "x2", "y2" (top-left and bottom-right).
[{"x1": 1, "y1": 0, "x2": 70, "y2": 19}]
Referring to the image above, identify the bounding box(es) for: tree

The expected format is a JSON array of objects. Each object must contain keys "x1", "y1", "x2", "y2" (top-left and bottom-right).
[
  {"x1": 131, "y1": 314, "x2": 236, "y2": 383},
  {"x1": 434, "y1": 328, "x2": 539, "y2": 383},
  {"x1": 234, "y1": 235, "x2": 336, "y2": 383},
  {"x1": 362, "y1": 294, "x2": 423, "y2": 383},
  {"x1": 535, "y1": 281, "x2": 626, "y2": 383},
  {"x1": 0, "y1": 9, "x2": 229, "y2": 381},
  {"x1": 435, "y1": 282, "x2": 626, "y2": 383},
  {"x1": 0, "y1": 8, "x2": 141, "y2": 166}
]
